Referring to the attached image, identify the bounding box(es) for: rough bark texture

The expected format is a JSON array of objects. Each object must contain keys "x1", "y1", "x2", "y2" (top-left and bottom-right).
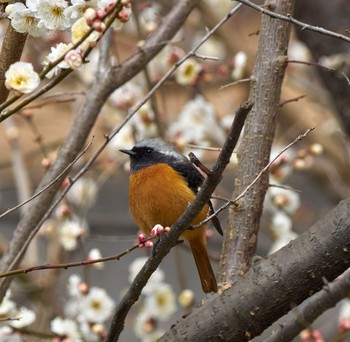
[
  {"x1": 0, "y1": 25, "x2": 27, "y2": 104},
  {"x1": 220, "y1": 0, "x2": 295, "y2": 284},
  {"x1": 294, "y1": 0, "x2": 350, "y2": 135},
  {"x1": 161, "y1": 198, "x2": 350, "y2": 342}
]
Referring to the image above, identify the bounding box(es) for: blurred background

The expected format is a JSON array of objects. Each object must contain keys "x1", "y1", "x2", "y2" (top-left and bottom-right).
[{"x1": 0, "y1": 0, "x2": 349, "y2": 341}]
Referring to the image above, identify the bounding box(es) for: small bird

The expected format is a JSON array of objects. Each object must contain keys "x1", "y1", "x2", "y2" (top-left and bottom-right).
[{"x1": 120, "y1": 138, "x2": 221, "y2": 293}]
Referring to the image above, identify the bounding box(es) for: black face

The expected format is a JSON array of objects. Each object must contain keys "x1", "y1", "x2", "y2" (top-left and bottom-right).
[{"x1": 121, "y1": 146, "x2": 177, "y2": 173}]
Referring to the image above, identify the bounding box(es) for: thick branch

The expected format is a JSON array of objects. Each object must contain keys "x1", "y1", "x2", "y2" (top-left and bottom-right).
[
  {"x1": 161, "y1": 197, "x2": 350, "y2": 341},
  {"x1": 220, "y1": 0, "x2": 294, "y2": 284},
  {"x1": 0, "y1": 24, "x2": 27, "y2": 104},
  {"x1": 0, "y1": 0, "x2": 199, "y2": 299},
  {"x1": 266, "y1": 269, "x2": 350, "y2": 341}
]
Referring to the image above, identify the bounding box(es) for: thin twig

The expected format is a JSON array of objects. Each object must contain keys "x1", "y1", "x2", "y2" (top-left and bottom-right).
[
  {"x1": 266, "y1": 269, "x2": 350, "y2": 342},
  {"x1": 194, "y1": 127, "x2": 315, "y2": 227},
  {"x1": 219, "y1": 77, "x2": 251, "y2": 90},
  {"x1": 0, "y1": 138, "x2": 94, "y2": 219},
  {"x1": 236, "y1": 0, "x2": 350, "y2": 43},
  {"x1": 0, "y1": 237, "x2": 156, "y2": 279},
  {"x1": 279, "y1": 95, "x2": 306, "y2": 107}
]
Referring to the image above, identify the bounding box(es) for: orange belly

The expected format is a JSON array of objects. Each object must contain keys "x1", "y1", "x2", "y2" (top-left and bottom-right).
[{"x1": 129, "y1": 163, "x2": 208, "y2": 241}]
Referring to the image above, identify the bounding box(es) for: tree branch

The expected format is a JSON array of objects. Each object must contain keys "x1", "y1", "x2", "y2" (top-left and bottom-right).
[
  {"x1": 161, "y1": 197, "x2": 350, "y2": 341},
  {"x1": 266, "y1": 269, "x2": 350, "y2": 341},
  {"x1": 235, "y1": 0, "x2": 350, "y2": 43},
  {"x1": 220, "y1": 0, "x2": 294, "y2": 284}
]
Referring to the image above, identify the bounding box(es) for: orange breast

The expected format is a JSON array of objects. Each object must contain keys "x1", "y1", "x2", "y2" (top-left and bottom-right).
[{"x1": 129, "y1": 163, "x2": 208, "y2": 240}]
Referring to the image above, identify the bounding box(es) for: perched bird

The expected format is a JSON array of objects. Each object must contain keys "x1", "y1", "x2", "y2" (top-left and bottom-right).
[{"x1": 120, "y1": 138, "x2": 221, "y2": 293}]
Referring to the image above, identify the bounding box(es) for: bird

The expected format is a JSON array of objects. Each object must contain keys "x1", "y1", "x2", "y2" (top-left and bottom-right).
[{"x1": 120, "y1": 137, "x2": 221, "y2": 293}]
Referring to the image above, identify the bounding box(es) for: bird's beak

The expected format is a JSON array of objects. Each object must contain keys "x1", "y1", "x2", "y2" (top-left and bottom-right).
[{"x1": 119, "y1": 148, "x2": 136, "y2": 156}]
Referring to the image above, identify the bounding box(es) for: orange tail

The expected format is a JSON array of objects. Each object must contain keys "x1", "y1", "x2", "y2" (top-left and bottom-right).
[{"x1": 189, "y1": 238, "x2": 218, "y2": 293}]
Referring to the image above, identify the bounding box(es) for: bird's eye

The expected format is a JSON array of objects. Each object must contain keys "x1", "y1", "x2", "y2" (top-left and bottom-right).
[{"x1": 146, "y1": 149, "x2": 152, "y2": 153}]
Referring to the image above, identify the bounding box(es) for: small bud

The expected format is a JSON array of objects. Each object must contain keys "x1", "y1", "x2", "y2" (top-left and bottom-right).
[
  {"x1": 56, "y1": 204, "x2": 72, "y2": 218},
  {"x1": 144, "y1": 240, "x2": 153, "y2": 248},
  {"x1": 310, "y1": 143, "x2": 323, "y2": 156},
  {"x1": 41, "y1": 157, "x2": 52, "y2": 170},
  {"x1": 96, "y1": 9, "x2": 105, "y2": 20},
  {"x1": 292, "y1": 158, "x2": 307, "y2": 170},
  {"x1": 178, "y1": 289, "x2": 195, "y2": 308},
  {"x1": 78, "y1": 282, "x2": 89, "y2": 295},
  {"x1": 83, "y1": 7, "x2": 97, "y2": 23},
  {"x1": 118, "y1": 10, "x2": 130, "y2": 23},
  {"x1": 61, "y1": 178, "x2": 71, "y2": 189},
  {"x1": 151, "y1": 224, "x2": 165, "y2": 236},
  {"x1": 138, "y1": 233, "x2": 146, "y2": 243}
]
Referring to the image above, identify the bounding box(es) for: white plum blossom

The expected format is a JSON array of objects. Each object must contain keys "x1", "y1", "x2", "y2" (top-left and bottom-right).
[
  {"x1": 0, "y1": 326, "x2": 21, "y2": 341},
  {"x1": 64, "y1": 0, "x2": 99, "y2": 23},
  {"x1": 128, "y1": 257, "x2": 165, "y2": 295},
  {"x1": 231, "y1": 51, "x2": 248, "y2": 80},
  {"x1": 109, "y1": 82, "x2": 144, "y2": 109},
  {"x1": 132, "y1": 103, "x2": 158, "y2": 140},
  {"x1": 268, "y1": 211, "x2": 298, "y2": 254},
  {"x1": 38, "y1": 0, "x2": 71, "y2": 30},
  {"x1": 167, "y1": 95, "x2": 226, "y2": 152},
  {"x1": 65, "y1": 49, "x2": 83, "y2": 70},
  {"x1": 88, "y1": 248, "x2": 104, "y2": 269},
  {"x1": 58, "y1": 219, "x2": 83, "y2": 251},
  {"x1": 9, "y1": 307, "x2": 36, "y2": 329},
  {"x1": 175, "y1": 58, "x2": 201, "y2": 85},
  {"x1": 0, "y1": 290, "x2": 16, "y2": 318},
  {"x1": 108, "y1": 126, "x2": 135, "y2": 161},
  {"x1": 266, "y1": 185, "x2": 301, "y2": 215},
  {"x1": 51, "y1": 317, "x2": 82, "y2": 342},
  {"x1": 67, "y1": 274, "x2": 83, "y2": 298},
  {"x1": 144, "y1": 283, "x2": 177, "y2": 321},
  {"x1": 79, "y1": 287, "x2": 115, "y2": 323},
  {"x1": 5, "y1": 62, "x2": 40, "y2": 94},
  {"x1": 142, "y1": 329, "x2": 166, "y2": 342},
  {"x1": 71, "y1": 17, "x2": 100, "y2": 51},
  {"x1": 43, "y1": 43, "x2": 74, "y2": 78},
  {"x1": 67, "y1": 177, "x2": 98, "y2": 209},
  {"x1": 134, "y1": 311, "x2": 156, "y2": 338},
  {"x1": 8, "y1": 2, "x2": 45, "y2": 37}
]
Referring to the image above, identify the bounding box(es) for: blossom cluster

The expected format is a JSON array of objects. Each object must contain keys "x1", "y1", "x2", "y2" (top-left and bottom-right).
[
  {"x1": 0, "y1": 290, "x2": 36, "y2": 340},
  {"x1": 50, "y1": 274, "x2": 115, "y2": 341},
  {"x1": 265, "y1": 143, "x2": 323, "y2": 254},
  {"x1": 40, "y1": 177, "x2": 98, "y2": 252},
  {"x1": 4, "y1": 0, "x2": 132, "y2": 94}
]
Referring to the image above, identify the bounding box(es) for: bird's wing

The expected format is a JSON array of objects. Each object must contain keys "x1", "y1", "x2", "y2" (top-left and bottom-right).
[{"x1": 172, "y1": 161, "x2": 223, "y2": 236}]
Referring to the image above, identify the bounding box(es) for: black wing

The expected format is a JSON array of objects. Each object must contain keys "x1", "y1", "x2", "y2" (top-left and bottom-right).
[
  {"x1": 171, "y1": 160, "x2": 223, "y2": 236},
  {"x1": 171, "y1": 160, "x2": 204, "y2": 194}
]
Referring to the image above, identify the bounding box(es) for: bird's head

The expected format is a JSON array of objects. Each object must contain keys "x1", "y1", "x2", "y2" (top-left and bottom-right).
[{"x1": 120, "y1": 138, "x2": 187, "y2": 173}]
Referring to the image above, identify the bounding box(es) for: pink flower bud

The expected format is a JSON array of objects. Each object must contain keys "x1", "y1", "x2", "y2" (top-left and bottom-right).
[
  {"x1": 138, "y1": 233, "x2": 146, "y2": 243},
  {"x1": 151, "y1": 224, "x2": 164, "y2": 236},
  {"x1": 64, "y1": 49, "x2": 83, "y2": 70},
  {"x1": 96, "y1": 9, "x2": 105, "y2": 19},
  {"x1": 144, "y1": 240, "x2": 153, "y2": 248},
  {"x1": 118, "y1": 10, "x2": 130, "y2": 23}
]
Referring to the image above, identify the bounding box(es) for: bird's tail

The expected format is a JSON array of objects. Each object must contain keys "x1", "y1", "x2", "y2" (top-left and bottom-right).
[{"x1": 189, "y1": 238, "x2": 218, "y2": 293}]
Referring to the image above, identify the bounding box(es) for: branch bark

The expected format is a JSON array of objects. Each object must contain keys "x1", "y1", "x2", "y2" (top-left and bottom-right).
[
  {"x1": 220, "y1": 0, "x2": 295, "y2": 284},
  {"x1": 0, "y1": 24, "x2": 27, "y2": 104},
  {"x1": 161, "y1": 197, "x2": 350, "y2": 341},
  {"x1": 0, "y1": 0, "x2": 200, "y2": 299}
]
